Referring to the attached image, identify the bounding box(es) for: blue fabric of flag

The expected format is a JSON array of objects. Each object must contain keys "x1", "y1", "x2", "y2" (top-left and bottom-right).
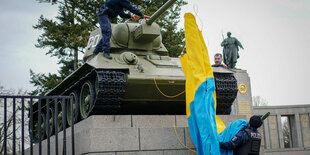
[
  {"x1": 187, "y1": 78, "x2": 220, "y2": 155},
  {"x1": 218, "y1": 119, "x2": 248, "y2": 155}
]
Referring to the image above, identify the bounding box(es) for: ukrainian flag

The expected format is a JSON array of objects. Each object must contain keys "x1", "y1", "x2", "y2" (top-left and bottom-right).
[{"x1": 180, "y1": 13, "x2": 226, "y2": 155}]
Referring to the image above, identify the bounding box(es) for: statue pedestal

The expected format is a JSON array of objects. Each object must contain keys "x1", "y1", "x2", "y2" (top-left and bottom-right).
[
  {"x1": 231, "y1": 69, "x2": 253, "y2": 119},
  {"x1": 25, "y1": 115, "x2": 246, "y2": 155}
]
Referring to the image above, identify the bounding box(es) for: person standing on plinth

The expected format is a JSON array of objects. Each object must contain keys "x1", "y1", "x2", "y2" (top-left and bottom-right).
[
  {"x1": 94, "y1": 0, "x2": 149, "y2": 59},
  {"x1": 221, "y1": 32, "x2": 244, "y2": 69},
  {"x1": 212, "y1": 53, "x2": 227, "y2": 68}
]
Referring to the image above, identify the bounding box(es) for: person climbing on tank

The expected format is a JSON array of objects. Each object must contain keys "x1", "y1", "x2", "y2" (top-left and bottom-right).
[
  {"x1": 93, "y1": 0, "x2": 150, "y2": 59},
  {"x1": 219, "y1": 115, "x2": 263, "y2": 155}
]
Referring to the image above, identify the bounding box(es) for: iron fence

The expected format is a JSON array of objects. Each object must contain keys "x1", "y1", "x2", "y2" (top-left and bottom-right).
[{"x1": 0, "y1": 95, "x2": 75, "y2": 155}]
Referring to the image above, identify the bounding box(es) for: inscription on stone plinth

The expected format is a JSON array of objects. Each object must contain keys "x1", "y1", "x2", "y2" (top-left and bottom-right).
[{"x1": 238, "y1": 101, "x2": 251, "y2": 119}]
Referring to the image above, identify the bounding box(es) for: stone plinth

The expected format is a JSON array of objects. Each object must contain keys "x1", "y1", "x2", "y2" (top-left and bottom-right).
[{"x1": 25, "y1": 115, "x2": 246, "y2": 155}]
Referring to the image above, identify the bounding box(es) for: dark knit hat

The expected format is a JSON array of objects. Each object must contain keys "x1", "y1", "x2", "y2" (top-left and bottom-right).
[{"x1": 249, "y1": 115, "x2": 263, "y2": 128}]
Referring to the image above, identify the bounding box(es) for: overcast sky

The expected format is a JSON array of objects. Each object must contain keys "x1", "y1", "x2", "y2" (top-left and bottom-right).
[{"x1": 1, "y1": 0, "x2": 310, "y2": 106}]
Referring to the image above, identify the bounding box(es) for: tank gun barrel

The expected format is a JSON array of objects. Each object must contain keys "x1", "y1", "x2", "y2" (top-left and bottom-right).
[{"x1": 146, "y1": 0, "x2": 176, "y2": 25}]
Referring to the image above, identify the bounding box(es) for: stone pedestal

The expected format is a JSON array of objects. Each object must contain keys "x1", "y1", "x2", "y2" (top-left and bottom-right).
[
  {"x1": 231, "y1": 69, "x2": 253, "y2": 120},
  {"x1": 25, "y1": 115, "x2": 246, "y2": 155}
]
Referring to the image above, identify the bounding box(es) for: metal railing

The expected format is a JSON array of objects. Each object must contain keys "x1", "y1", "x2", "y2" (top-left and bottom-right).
[{"x1": 0, "y1": 95, "x2": 75, "y2": 155}]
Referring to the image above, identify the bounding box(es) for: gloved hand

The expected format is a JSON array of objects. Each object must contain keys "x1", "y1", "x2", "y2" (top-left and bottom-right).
[
  {"x1": 131, "y1": 15, "x2": 150, "y2": 20},
  {"x1": 143, "y1": 15, "x2": 150, "y2": 19},
  {"x1": 131, "y1": 15, "x2": 140, "y2": 20}
]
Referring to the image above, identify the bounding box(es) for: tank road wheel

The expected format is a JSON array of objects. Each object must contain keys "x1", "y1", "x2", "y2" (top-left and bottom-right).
[
  {"x1": 33, "y1": 114, "x2": 46, "y2": 143},
  {"x1": 67, "y1": 91, "x2": 80, "y2": 126},
  {"x1": 80, "y1": 80, "x2": 96, "y2": 119},
  {"x1": 46, "y1": 108, "x2": 55, "y2": 137}
]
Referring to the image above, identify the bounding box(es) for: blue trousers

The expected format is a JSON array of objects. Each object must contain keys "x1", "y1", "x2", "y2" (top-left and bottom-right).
[{"x1": 94, "y1": 14, "x2": 111, "y2": 53}]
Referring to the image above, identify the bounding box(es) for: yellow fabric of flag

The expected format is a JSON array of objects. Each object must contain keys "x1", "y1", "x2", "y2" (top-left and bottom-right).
[{"x1": 180, "y1": 13, "x2": 225, "y2": 134}]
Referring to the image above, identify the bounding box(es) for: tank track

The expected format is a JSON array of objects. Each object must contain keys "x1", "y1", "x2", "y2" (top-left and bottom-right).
[
  {"x1": 214, "y1": 73, "x2": 238, "y2": 115},
  {"x1": 95, "y1": 70, "x2": 126, "y2": 110},
  {"x1": 62, "y1": 69, "x2": 126, "y2": 112}
]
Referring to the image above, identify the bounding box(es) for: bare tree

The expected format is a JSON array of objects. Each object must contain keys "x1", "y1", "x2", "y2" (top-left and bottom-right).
[
  {"x1": 281, "y1": 117, "x2": 291, "y2": 148},
  {"x1": 0, "y1": 84, "x2": 29, "y2": 154},
  {"x1": 252, "y1": 96, "x2": 268, "y2": 106}
]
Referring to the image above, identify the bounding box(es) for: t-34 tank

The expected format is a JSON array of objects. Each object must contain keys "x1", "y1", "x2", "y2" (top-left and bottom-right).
[
  {"x1": 47, "y1": 0, "x2": 186, "y2": 119},
  {"x1": 31, "y1": 0, "x2": 238, "y2": 141}
]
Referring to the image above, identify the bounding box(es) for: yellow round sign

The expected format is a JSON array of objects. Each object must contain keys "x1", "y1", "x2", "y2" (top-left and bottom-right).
[{"x1": 238, "y1": 83, "x2": 247, "y2": 95}]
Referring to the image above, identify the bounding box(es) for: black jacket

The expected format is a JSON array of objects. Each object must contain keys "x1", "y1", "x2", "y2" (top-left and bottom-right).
[
  {"x1": 220, "y1": 126, "x2": 261, "y2": 155},
  {"x1": 104, "y1": 0, "x2": 143, "y2": 18}
]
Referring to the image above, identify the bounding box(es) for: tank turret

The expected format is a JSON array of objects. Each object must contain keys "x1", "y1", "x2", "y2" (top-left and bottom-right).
[{"x1": 84, "y1": 0, "x2": 177, "y2": 60}]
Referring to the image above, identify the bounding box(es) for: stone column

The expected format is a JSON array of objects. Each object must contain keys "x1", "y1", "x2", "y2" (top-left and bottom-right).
[
  {"x1": 232, "y1": 69, "x2": 253, "y2": 119},
  {"x1": 294, "y1": 114, "x2": 303, "y2": 148},
  {"x1": 269, "y1": 115, "x2": 279, "y2": 149},
  {"x1": 263, "y1": 118, "x2": 271, "y2": 149},
  {"x1": 289, "y1": 115, "x2": 299, "y2": 148},
  {"x1": 300, "y1": 114, "x2": 310, "y2": 148}
]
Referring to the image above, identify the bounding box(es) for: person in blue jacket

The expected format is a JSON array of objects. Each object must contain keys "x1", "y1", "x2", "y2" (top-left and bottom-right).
[
  {"x1": 220, "y1": 115, "x2": 263, "y2": 155},
  {"x1": 93, "y1": 0, "x2": 149, "y2": 59}
]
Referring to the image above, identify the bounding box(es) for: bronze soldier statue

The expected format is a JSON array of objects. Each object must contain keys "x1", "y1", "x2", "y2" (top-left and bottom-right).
[{"x1": 221, "y1": 32, "x2": 244, "y2": 69}]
